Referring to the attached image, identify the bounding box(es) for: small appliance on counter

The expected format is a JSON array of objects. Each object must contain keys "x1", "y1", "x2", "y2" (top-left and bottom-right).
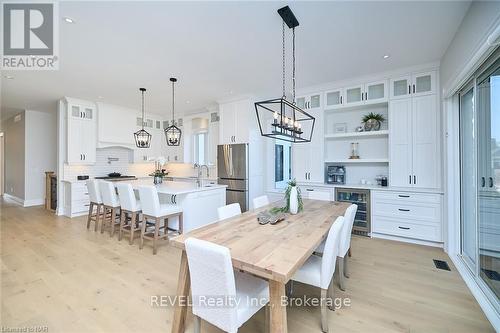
[
  {"x1": 325, "y1": 164, "x2": 345, "y2": 184},
  {"x1": 375, "y1": 175, "x2": 388, "y2": 187}
]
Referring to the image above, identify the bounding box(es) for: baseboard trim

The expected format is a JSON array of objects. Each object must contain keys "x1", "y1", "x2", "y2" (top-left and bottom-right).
[
  {"x1": 23, "y1": 199, "x2": 45, "y2": 207},
  {"x1": 371, "y1": 232, "x2": 444, "y2": 248},
  {"x1": 449, "y1": 254, "x2": 500, "y2": 330},
  {"x1": 3, "y1": 193, "x2": 24, "y2": 206}
]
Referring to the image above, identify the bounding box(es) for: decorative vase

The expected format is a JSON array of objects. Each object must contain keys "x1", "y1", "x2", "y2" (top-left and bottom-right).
[
  {"x1": 153, "y1": 176, "x2": 163, "y2": 185},
  {"x1": 289, "y1": 186, "x2": 298, "y2": 215},
  {"x1": 364, "y1": 119, "x2": 381, "y2": 131}
]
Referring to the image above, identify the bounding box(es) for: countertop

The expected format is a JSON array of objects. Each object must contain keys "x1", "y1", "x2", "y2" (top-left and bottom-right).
[
  {"x1": 296, "y1": 181, "x2": 444, "y2": 194},
  {"x1": 113, "y1": 179, "x2": 227, "y2": 195}
]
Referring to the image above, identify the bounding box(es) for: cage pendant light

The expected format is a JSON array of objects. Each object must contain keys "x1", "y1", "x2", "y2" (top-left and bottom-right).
[
  {"x1": 165, "y1": 77, "x2": 182, "y2": 146},
  {"x1": 254, "y1": 6, "x2": 315, "y2": 143},
  {"x1": 134, "y1": 88, "x2": 152, "y2": 148}
]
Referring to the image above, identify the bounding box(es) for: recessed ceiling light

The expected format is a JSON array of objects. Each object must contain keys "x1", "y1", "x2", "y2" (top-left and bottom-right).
[
  {"x1": 186, "y1": 101, "x2": 190, "y2": 104},
  {"x1": 383, "y1": 55, "x2": 390, "y2": 59},
  {"x1": 229, "y1": 90, "x2": 234, "y2": 94},
  {"x1": 63, "y1": 17, "x2": 75, "y2": 23},
  {"x1": 98, "y1": 96, "x2": 104, "y2": 99},
  {"x1": 4, "y1": 75, "x2": 14, "y2": 79}
]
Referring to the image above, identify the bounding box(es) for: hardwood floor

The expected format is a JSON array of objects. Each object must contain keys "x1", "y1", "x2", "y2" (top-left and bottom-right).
[{"x1": 0, "y1": 199, "x2": 494, "y2": 333}]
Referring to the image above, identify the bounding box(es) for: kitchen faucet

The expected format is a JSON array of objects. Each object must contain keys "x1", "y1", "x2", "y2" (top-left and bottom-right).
[{"x1": 193, "y1": 163, "x2": 210, "y2": 187}]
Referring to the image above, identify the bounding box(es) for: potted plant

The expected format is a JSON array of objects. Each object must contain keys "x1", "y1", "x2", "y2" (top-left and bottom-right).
[
  {"x1": 149, "y1": 157, "x2": 168, "y2": 184},
  {"x1": 271, "y1": 179, "x2": 304, "y2": 215},
  {"x1": 362, "y1": 112, "x2": 385, "y2": 131}
]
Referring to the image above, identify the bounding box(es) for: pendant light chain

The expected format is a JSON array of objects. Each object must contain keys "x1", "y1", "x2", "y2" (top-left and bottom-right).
[
  {"x1": 292, "y1": 27, "x2": 296, "y2": 104},
  {"x1": 141, "y1": 88, "x2": 145, "y2": 129},
  {"x1": 282, "y1": 21, "x2": 286, "y2": 99},
  {"x1": 171, "y1": 79, "x2": 175, "y2": 125}
]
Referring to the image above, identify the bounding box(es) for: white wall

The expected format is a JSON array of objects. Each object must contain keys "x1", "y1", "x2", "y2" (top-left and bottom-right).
[
  {"x1": 24, "y1": 110, "x2": 57, "y2": 205},
  {"x1": 2, "y1": 112, "x2": 25, "y2": 201},
  {"x1": 440, "y1": 1, "x2": 500, "y2": 91}
]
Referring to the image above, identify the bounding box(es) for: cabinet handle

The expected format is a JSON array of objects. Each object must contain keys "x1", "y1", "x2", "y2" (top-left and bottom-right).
[
  {"x1": 413, "y1": 84, "x2": 416, "y2": 94},
  {"x1": 340, "y1": 96, "x2": 343, "y2": 104},
  {"x1": 365, "y1": 92, "x2": 368, "y2": 100},
  {"x1": 398, "y1": 195, "x2": 410, "y2": 198},
  {"x1": 398, "y1": 226, "x2": 410, "y2": 230},
  {"x1": 481, "y1": 177, "x2": 485, "y2": 187},
  {"x1": 398, "y1": 208, "x2": 410, "y2": 212},
  {"x1": 306, "y1": 189, "x2": 314, "y2": 191},
  {"x1": 308, "y1": 172, "x2": 311, "y2": 180},
  {"x1": 414, "y1": 175, "x2": 416, "y2": 184},
  {"x1": 489, "y1": 177, "x2": 494, "y2": 188},
  {"x1": 409, "y1": 175, "x2": 412, "y2": 184},
  {"x1": 408, "y1": 85, "x2": 411, "y2": 94}
]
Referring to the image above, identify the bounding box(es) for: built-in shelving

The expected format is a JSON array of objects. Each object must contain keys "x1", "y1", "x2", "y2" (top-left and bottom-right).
[
  {"x1": 324, "y1": 130, "x2": 388, "y2": 139},
  {"x1": 325, "y1": 158, "x2": 389, "y2": 164}
]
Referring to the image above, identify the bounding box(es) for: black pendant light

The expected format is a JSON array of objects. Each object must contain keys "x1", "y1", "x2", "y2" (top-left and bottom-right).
[
  {"x1": 134, "y1": 87, "x2": 152, "y2": 148},
  {"x1": 255, "y1": 6, "x2": 315, "y2": 143},
  {"x1": 165, "y1": 77, "x2": 182, "y2": 146}
]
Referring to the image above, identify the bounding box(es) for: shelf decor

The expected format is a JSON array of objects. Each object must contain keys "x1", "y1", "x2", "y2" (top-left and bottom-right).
[
  {"x1": 165, "y1": 77, "x2": 182, "y2": 146},
  {"x1": 255, "y1": 6, "x2": 315, "y2": 143},
  {"x1": 134, "y1": 88, "x2": 152, "y2": 148},
  {"x1": 362, "y1": 112, "x2": 385, "y2": 131}
]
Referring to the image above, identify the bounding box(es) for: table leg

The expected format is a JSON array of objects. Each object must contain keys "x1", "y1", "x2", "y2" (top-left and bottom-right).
[
  {"x1": 171, "y1": 250, "x2": 190, "y2": 333},
  {"x1": 269, "y1": 280, "x2": 287, "y2": 333}
]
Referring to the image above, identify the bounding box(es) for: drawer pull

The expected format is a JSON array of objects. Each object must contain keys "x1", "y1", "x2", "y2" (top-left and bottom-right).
[
  {"x1": 398, "y1": 208, "x2": 410, "y2": 212},
  {"x1": 398, "y1": 195, "x2": 410, "y2": 198},
  {"x1": 398, "y1": 226, "x2": 410, "y2": 230},
  {"x1": 84, "y1": 204, "x2": 90, "y2": 207},
  {"x1": 306, "y1": 189, "x2": 314, "y2": 191}
]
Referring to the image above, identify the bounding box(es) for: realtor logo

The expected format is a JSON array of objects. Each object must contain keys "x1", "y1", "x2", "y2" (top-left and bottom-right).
[{"x1": 1, "y1": 1, "x2": 59, "y2": 70}]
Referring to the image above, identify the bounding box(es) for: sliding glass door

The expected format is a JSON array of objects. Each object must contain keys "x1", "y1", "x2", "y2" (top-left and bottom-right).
[{"x1": 459, "y1": 49, "x2": 500, "y2": 307}]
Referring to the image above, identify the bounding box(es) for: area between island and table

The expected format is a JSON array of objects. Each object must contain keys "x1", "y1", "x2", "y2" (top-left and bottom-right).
[
  {"x1": 110, "y1": 179, "x2": 227, "y2": 233},
  {"x1": 169, "y1": 199, "x2": 350, "y2": 333}
]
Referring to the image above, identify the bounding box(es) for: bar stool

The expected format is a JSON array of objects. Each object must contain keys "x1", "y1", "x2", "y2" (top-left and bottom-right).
[
  {"x1": 99, "y1": 181, "x2": 121, "y2": 237},
  {"x1": 116, "y1": 183, "x2": 142, "y2": 245},
  {"x1": 86, "y1": 180, "x2": 104, "y2": 232},
  {"x1": 137, "y1": 186, "x2": 183, "y2": 255}
]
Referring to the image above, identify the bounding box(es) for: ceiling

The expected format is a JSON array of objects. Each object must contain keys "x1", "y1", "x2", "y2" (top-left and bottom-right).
[{"x1": 1, "y1": 1, "x2": 470, "y2": 121}]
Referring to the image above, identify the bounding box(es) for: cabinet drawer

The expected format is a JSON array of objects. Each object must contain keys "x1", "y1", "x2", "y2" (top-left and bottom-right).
[
  {"x1": 72, "y1": 199, "x2": 90, "y2": 213},
  {"x1": 372, "y1": 216, "x2": 441, "y2": 242},
  {"x1": 372, "y1": 190, "x2": 441, "y2": 204},
  {"x1": 302, "y1": 186, "x2": 333, "y2": 201},
  {"x1": 372, "y1": 201, "x2": 441, "y2": 223}
]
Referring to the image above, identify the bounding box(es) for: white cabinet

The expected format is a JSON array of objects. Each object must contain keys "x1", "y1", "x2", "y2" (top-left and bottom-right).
[
  {"x1": 324, "y1": 80, "x2": 387, "y2": 109},
  {"x1": 389, "y1": 94, "x2": 439, "y2": 188},
  {"x1": 66, "y1": 101, "x2": 96, "y2": 165},
  {"x1": 390, "y1": 71, "x2": 436, "y2": 100},
  {"x1": 63, "y1": 181, "x2": 90, "y2": 217},
  {"x1": 371, "y1": 190, "x2": 442, "y2": 242},
  {"x1": 295, "y1": 93, "x2": 321, "y2": 110},
  {"x1": 219, "y1": 99, "x2": 251, "y2": 144},
  {"x1": 300, "y1": 185, "x2": 333, "y2": 201}
]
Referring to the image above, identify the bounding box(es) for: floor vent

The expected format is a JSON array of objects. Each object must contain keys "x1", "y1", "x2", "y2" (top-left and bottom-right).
[{"x1": 433, "y1": 259, "x2": 451, "y2": 271}]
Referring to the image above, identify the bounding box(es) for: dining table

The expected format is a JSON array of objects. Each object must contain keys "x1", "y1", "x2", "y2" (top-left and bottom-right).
[{"x1": 170, "y1": 199, "x2": 350, "y2": 333}]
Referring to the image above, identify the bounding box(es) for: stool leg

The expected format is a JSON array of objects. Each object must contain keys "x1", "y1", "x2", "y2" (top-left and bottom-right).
[
  {"x1": 130, "y1": 211, "x2": 137, "y2": 245},
  {"x1": 110, "y1": 208, "x2": 116, "y2": 237},
  {"x1": 119, "y1": 210, "x2": 126, "y2": 241},
  {"x1": 95, "y1": 204, "x2": 101, "y2": 232},
  {"x1": 153, "y1": 217, "x2": 160, "y2": 255},
  {"x1": 140, "y1": 215, "x2": 146, "y2": 250},
  {"x1": 86, "y1": 202, "x2": 94, "y2": 229},
  {"x1": 178, "y1": 212, "x2": 183, "y2": 235},
  {"x1": 101, "y1": 207, "x2": 107, "y2": 234}
]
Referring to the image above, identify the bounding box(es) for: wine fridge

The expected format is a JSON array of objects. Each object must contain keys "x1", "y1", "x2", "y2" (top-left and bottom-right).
[{"x1": 335, "y1": 188, "x2": 370, "y2": 236}]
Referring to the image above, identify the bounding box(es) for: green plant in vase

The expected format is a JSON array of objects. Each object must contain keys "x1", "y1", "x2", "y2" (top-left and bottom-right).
[
  {"x1": 270, "y1": 179, "x2": 303, "y2": 214},
  {"x1": 362, "y1": 112, "x2": 385, "y2": 131}
]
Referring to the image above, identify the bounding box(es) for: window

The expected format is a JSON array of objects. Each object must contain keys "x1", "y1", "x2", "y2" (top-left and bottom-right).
[
  {"x1": 193, "y1": 132, "x2": 207, "y2": 165},
  {"x1": 275, "y1": 140, "x2": 292, "y2": 189}
]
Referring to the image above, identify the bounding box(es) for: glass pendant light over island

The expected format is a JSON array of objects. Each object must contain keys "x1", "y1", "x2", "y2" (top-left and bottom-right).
[
  {"x1": 134, "y1": 87, "x2": 152, "y2": 148},
  {"x1": 254, "y1": 6, "x2": 315, "y2": 143},
  {"x1": 165, "y1": 77, "x2": 182, "y2": 146}
]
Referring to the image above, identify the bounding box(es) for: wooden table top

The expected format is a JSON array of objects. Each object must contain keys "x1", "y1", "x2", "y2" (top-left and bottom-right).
[{"x1": 171, "y1": 199, "x2": 350, "y2": 283}]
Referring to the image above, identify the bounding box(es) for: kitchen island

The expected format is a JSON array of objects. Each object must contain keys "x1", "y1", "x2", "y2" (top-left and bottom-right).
[{"x1": 115, "y1": 179, "x2": 227, "y2": 233}]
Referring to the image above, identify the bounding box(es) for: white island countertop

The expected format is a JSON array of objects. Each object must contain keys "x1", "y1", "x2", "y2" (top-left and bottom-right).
[{"x1": 115, "y1": 179, "x2": 227, "y2": 195}]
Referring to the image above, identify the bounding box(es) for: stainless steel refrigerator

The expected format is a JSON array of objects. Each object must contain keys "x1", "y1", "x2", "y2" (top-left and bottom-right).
[{"x1": 217, "y1": 144, "x2": 249, "y2": 212}]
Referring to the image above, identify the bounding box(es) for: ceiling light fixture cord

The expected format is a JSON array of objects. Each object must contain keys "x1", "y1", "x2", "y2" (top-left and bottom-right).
[
  {"x1": 292, "y1": 27, "x2": 296, "y2": 104},
  {"x1": 282, "y1": 21, "x2": 286, "y2": 99},
  {"x1": 141, "y1": 89, "x2": 145, "y2": 129},
  {"x1": 172, "y1": 79, "x2": 175, "y2": 123}
]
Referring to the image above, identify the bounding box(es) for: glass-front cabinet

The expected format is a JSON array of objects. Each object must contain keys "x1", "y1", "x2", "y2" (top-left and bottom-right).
[
  {"x1": 295, "y1": 93, "x2": 321, "y2": 110},
  {"x1": 390, "y1": 76, "x2": 412, "y2": 99},
  {"x1": 324, "y1": 88, "x2": 343, "y2": 109},
  {"x1": 344, "y1": 85, "x2": 364, "y2": 106},
  {"x1": 391, "y1": 72, "x2": 436, "y2": 99},
  {"x1": 365, "y1": 80, "x2": 388, "y2": 103}
]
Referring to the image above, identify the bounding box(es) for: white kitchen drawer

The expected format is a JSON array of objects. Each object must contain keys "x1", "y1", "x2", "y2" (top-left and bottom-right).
[
  {"x1": 372, "y1": 216, "x2": 442, "y2": 242},
  {"x1": 72, "y1": 199, "x2": 90, "y2": 214},
  {"x1": 301, "y1": 186, "x2": 333, "y2": 201},
  {"x1": 372, "y1": 201, "x2": 441, "y2": 224},
  {"x1": 372, "y1": 190, "x2": 441, "y2": 204}
]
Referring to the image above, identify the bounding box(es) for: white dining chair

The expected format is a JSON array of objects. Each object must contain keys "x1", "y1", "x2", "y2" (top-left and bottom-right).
[
  {"x1": 99, "y1": 181, "x2": 121, "y2": 237},
  {"x1": 291, "y1": 216, "x2": 344, "y2": 333},
  {"x1": 185, "y1": 237, "x2": 270, "y2": 333},
  {"x1": 116, "y1": 183, "x2": 142, "y2": 245},
  {"x1": 252, "y1": 195, "x2": 269, "y2": 209},
  {"x1": 86, "y1": 180, "x2": 103, "y2": 232},
  {"x1": 137, "y1": 186, "x2": 183, "y2": 254},
  {"x1": 217, "y1": 203, "x2": 241, "y2": 221},
  {"x1": 337, "y1": 204, "x2": 358, "y2": 291}
]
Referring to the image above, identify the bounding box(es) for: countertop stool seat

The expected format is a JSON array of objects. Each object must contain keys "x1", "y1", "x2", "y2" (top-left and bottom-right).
[
  {"x1": 116, "y1": 183, "x2": 142, "y2": 245},
  {"x1": 99, "y1": 181, "x2": 121, "y2": 237},
  {"x1": 86, "y1": 180, "x2": 104, "y2": 232},
  {"x1": 138, "y1": 186, "x2": 183, "y2": 255}
]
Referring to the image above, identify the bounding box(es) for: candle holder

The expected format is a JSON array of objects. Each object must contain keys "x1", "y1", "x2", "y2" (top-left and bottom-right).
[{"x1": 349, "y1": 142, "x2": 360, "y2": 159}]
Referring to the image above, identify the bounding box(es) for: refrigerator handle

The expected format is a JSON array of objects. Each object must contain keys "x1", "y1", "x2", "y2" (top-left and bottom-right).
[{"x1": 229, "y1": 145, "x2": 234, "y2": 176}]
